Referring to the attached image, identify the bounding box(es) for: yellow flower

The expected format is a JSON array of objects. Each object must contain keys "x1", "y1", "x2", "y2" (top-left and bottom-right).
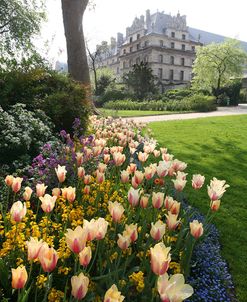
[
  {"x1": 129, "y1": 271, "x2": 145, "y2": 292},
  {"x1": 48, "y1": 288, "x2": 64, "y2": 302},
  {"x1": 36, "y1": 274, "x2": 48, "y2": 289}
]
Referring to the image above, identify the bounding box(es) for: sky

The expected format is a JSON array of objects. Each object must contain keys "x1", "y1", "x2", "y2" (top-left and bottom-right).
[{"x1": 39, "y1": 0, "x2": 247, "y2": 64}]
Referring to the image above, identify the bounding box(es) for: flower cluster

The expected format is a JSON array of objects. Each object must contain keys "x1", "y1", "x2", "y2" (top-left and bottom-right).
[{"x1": 0, "y1": 116, "x2": 229, "y2": 301}]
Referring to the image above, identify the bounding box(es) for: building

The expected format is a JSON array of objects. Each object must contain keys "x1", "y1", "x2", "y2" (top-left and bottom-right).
[{"x1": 97, "y1": 10, "x2": 247, "y2": 91}]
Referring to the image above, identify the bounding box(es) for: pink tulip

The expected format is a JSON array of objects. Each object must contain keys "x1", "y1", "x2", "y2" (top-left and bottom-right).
[
  {"x1": 128, "y1": 187, "x2": 140, "y2": 207},
  {"x1": 121, "y1": 170, "x2": 129, "y2": 183},
  {"x1": 95, "y1": 218, "x2": 108, "y2": 240},
  {"x1": 84, "y1": 175, "x2": 92, "y2": 185},
  {"x1": 12, "y1": 177, "x2": 23, "y2": 193},
  {"x1": 138, "y1": 152, "x2": 149, "y2": 162},
  {"x1": 190, "y1": 220, "x2": 204, "y2": 239},
  {"x1": 83, "y1": 219, "x2": 97, "y2": 241},
  {"x1": 5, "y1": 175, "x2": 14, "y2": 187},
  {"x1": 79, "y1": 247, "x2": 92, "y2": 267},
  {"x1": 124, "y1": 224, "x2": 138, "y2": 242},
  {"x1": 108, "y1": 201, "x2": 124, "y2": 223},
  {"x1": 150, "y1": 243, "x2": 171, "y2": 275},
  {"x1": 172, "y1": 178, "x2": 187, "y2": 192},
  {"x1": 140, "y1": 195, "x2": 149, "y2": 208},
  {"x1": 26, "y1": 237, "x2": 43, "y2": 260},
  {"x1": 117, "y1": 234, "x2": 131, "y2": 250},
  {"x1": 71, "y1": 273, "x2": 89, "y2": 300},
  {"x1": 78, "y1": 167, "x2": 85, "y2": 179},
  {"x1": 96, "y1": 170, "x2": 105, "y2": 184},
  {"x1": 133, "y1": 171, "x2": 144, "y2": 185},
  {"x1": 104, "y1": 284, "x2": 125, "y2": 302},
  {"x1": 55, "y1": 165, "x2": 67, "y2": 183},
  {"x1": 207, "y1": 177, "x2": 229, "y2": 201},
  {"x1": 52, "y1": 188, "x2": 61, "y2": 197},
  {"x1": 39, "y1": 194, "x2": 57, "y2": 213},
  {"x1": 36, "y1": 183, "x2": 47, "y2": 197},
  {"x1": 23, "y1": 187, "x2": 33, "y2": 201},
  {"x1": 76, "y1": 152, "x2": 84, "y2": 166},
  {"x1": 192, "y1": 174, "x2": 205, "y2": 189},
  {"x1": 83, "y1": 185, "x2": 90, "y2": 195},
  {"x1": 113, "y1": 152, "x2": 126, "y2": 166},
  {"x1": 210, "y1": 199, "x2": 221, "y2": 211},
  {"x1": 166, "y1": 212, "x2": 180, "y2": 231},
  {"x1": 104, "y1": 154, "x2": 111, "y2": 164},
  {"x1": 38, "y1": 244, "x2": 58, "y2": 272},
  {"x1": 11, "y1": 266, "x2": 28, "y2": 289},
  {"x1": 10, "y1": 201, "x2": 26, "y2": 222},
  {"x1": 150, "y1": 220, "x2": 166, "y2": 241},
  {"x1": 65, "y1": 226, "x2": 88, "y2": 254},
  {"x1": 98, "y1": 163, "x2": 107, "y2": 173},
  {"x1": 152, "y1": 192, "x2": 164, "y2": 209}
]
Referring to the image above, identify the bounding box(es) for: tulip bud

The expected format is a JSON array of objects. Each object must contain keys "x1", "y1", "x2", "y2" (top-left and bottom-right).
[
  {"x1": 192, "y1": 174, "x2": 205, "y2": 189},
  {"x1": 140, "y1": 195, "x2": 149, "y2": 208},
  {"x1": 10, "y1": 201, "x2": 26, "y2": 222},
  {"x1": 12, "y1": 177, "x2": 23, "y2": 193},
  {"x1": 128, "y1": 187, "x2": 140, "y2": 207},
  {"x1": 23, "y1": 187, "x2": 33, "y2": 201},
  {"x1": 11, "y1": 266, "x2": 28, "y2": 289},
  {"x1": 36, "y1": 183, "x2": 47, "y2": 198},
  {"x1": 84, "y1": 175, "x2": 92, "y2": 185},
  {"x1": 104, "y1": 154, "x2": 111, "y2": 164},
  {"x1": 165, "y1": 212, "x2": 180, "y2": 231},
  {"x1": 79, "y1": 246, "x2": 92, "y2": 267},
  {"x1": 55, "y1": 165, "x2": 67, "y2": 183},
  {"x1": 121, "y1": 170, "x2": 129, "y2": 183},
  {"x1": 117, "y1": 234, "x2": 131, "y2": 250},
  {"x1": 190, "y1": 220, "x2": 203, "y2": 239},
  {"x1": 76, "y1": 152, "x2": 84, "y2": 166},
  {"x1": 124, "y1": 224, "x2": 138, "y2": 242},
  {"x1": 78, "y1": 167, "x2": 85, "y2": 179},
  {"x1": 52, "y1": 188, "x2": 61, "y2": 197},
  {"x1": 71, "y1": 273, "x2": 89, "y2": 300},
  {"x1": 26, "y1": 237, "x2": 43, "y2": 260},
  {"x1": 210, "y1": 199, "x2": 221, "y2": 211},
  {"x1": 5, "y1": 175, "x2": 14, "y2": 187},
  {"x1": 83, "y1": 185, "x2": 90, "y2": 195},
  {"x1": 108, "y1": 201, "x2": 124, "y2": 223}
]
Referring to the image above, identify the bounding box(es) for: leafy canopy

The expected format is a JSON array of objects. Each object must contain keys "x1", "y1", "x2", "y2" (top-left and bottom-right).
[
  {"x1": 0, "y1": 0, "x2": 46, "y2": 58},
  {"x1": 192, "y1": 39, "x2": 247, "y2": 93}
]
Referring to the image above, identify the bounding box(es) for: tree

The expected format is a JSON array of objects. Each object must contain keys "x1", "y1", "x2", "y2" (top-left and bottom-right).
[
  {"x1": 0, "y1": 0, "x2": 45, "y2": 57},
  {"x1": 123, "y1": 62, "x2": 157, "y2": 100},
  {"x1": 61, "y1": 0, "x2": 90, "y2": 84},
  {"x1": 192, "y1": 39, "x2": 247, "y2": 95},
  {"x1": 87, "y1": 41, "x2": 111, "y2": 93}
]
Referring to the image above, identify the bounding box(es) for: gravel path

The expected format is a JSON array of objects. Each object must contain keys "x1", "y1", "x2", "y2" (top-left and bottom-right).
[{"x1": 124, "y1": 105, "x2": 247, "y2": 123}]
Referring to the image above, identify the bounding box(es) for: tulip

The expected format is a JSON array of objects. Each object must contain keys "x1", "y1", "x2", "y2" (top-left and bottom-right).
[
  {"x1": 157, "y1": 161, "x2": 170, "y2": 178},
  {"x1": 144, "y1": 166, "x2": 155, "y2": 180},
  {"x1": 95, "y1": 217, "x2": 109, "y2": 240},
  {"x1": 165, "y1": 212, "x2": 180, "y2": 231},
  {"x1": 190, "y1": 220, "x2": 203, "y2": 239},
  {"x1": 12, "y1": 177, "x2": 23, "y2": 193},
  {"x1": 121, "y1": 170, "x2": 129, "y2": 183},
  {"x1": 157, "y1": 273, "x2": 194, "y2": 302},
  {"x1": 96, "y1": 170, "x2": 105, "y2": 184},
  {"x1": 83, "y1": 185, "x2": 90, "y2": 195},
  {"x1": 71, "y1": 273, "x2": 89, "y2": 300},
  {"x1": 207, "y1": 177, "x2": 229, "y2": 201},
  {"x1": 128, "y1": 187, "x2": 140, "y2": 207},
  {"x1": 26, "y1": 237, "x2": 43, "y2": 260},
  {"x1": 83, "y1": 219, "x2": 97, "y2": 241},
  {"x1": 169, "y1": 200, "x2": 180, "y2": 215},
  {"x1": 84, "y1": 147, "x2": 92, "y2": 158},
  {"x1": 38, "y1": 244, "x2": 58, "y2": 272},
  {"x1": 11, "y1": 266, "x2": 28, "y2": 289},
  {"x1": 65, "y1": 186, "x2": 76, "y2": 203},
  {"x1": 124, "y1": 224, "x2": 138, "y2": 242},
  {"x1": 93, "y1": 146, "x2": 102, "y2": 157},
  {"x1": 65, "y1": 226, "x2": 88, "y2": 254},
  {"x1": 22, "y1": 186, "x2": 33, "y2": 201},
  {"x1": 5, "y1": 175, "x2": 14, "y2": 187},
  {"x1": 104, "y1": 284, "x2": 125, "y2": 302},
  {"x1": 164, "y1": 196, "x2": 175, "y2": 211},
  {"x1": 52, "y1": 187, "x2": 61, "y2": 197},
  {"x1": 79, "y1": 246, "x2": 92, "y2": 267},
  {"x1": 131, "y1": 177, "x2": 139, "y2": 189},
  {"x1": 104, "y1": 154, "x2": 111, "y2": 164},
  {"x1": 113, "y1": 152, "x2": 126, "y2": 166},
  {"x1": 108, "y1": 201, "x2": 124, "y2": 223},
  {"x1": 153, "y1": 150, "x2": 161, "y2": 157},
  {"x1": 162, "y1": 153, "x2": 173, "y2": 162},
  {"x1": 138, "y1": 152, "x2": 149, "y2": 162},
  {"x1": 55, "y1": 165, "x2": 67, "y2": 183},
  {"x1": 210, "y1": 199, "x2": 221, "y2": 211},
  {"x1": 36, "y1": 183, "x2": 47, "y2": 197},
  {"x1": 84, "y1": 175, "x2": 92, "y2": 185},
  {"x1": 78, "y1": 167, "x2": 85, "y2": 179},
  {"x1": 76, "y1": 152, "x2": 84, "y2": 166},
  {"x1": 98, "y1": 163, "x2": 107, "y2": 173},
  {"x1": 150, "y1": 220, "x2": 166, "y2": 241},
  {"x1": 150, "y1": 242, "x2": 171, "y2": 275},
  {"x1": 160, "y1": 147, "x2": 168, "y2": 154},
  {"x1": 117, "y1": 234, "x2": 131, "y2": 250},
  {"x1": 172, "y1": 159, "x2": 187, "y2": 172},
  {"x1": 133, "y1": 171, "x2": 144, "y2": 185},
  {"x1": 39, "y1": 194, "x2": 57, "y2": 213},
  {"x1": 140, "y1": 195, "x2": 149, "y2": 208},
  {"x1": 10, "y1": 201, "x2": 26, "y2": 222},
  {"x1": 127, "y1": 163, "x2": 137, "y2": 174},
  {"x1": 152, "y1": 192, "x2": 164, "y2": 209},
  {"x1": 192, "y1": 174, "x2": 205, "y2": 190},
  {"x1": 172, "y1": 178, "x2": 187, "y2": 192}
]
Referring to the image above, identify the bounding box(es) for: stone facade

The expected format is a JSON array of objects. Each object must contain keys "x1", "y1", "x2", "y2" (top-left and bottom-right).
[{"x1": 98, "y1": 10, "x2": 202, "y2": 91}]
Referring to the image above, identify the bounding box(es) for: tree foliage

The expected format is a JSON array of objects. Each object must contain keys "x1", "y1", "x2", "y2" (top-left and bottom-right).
[
  {"x1": 192, "y1": 39, "x2": 247, "y2": 94},
  {"x1": 0, "y1": 0, "x2": 46, "y2": 57},
  {"x1": 123, "y1": 62, "x2": 157, "y2": 100}
]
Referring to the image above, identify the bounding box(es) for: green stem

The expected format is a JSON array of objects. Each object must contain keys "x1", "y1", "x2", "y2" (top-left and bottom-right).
[{"x1": 87, "y1": 240, "x2": 99, "y2": 274}]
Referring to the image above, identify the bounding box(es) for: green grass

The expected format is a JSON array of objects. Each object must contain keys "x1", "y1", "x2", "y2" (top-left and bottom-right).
[
  {"x1": 100, "y1": 109, "x2": 192, "y2": 117},
  {"x1": 149, "y1": 115, "x2": 247, "y2": 301}
]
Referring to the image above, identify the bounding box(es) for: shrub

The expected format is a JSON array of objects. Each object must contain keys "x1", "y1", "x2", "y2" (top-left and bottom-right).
[
  {"x1": 96, "y1": 85, "x2": 127, "y2": 107},
  {"x1": 163, "y1": 88, "x2": 193, "y2": 100},
  {"x1": 187, "y1": 94, "x2": 217, "y2": 112},
  {"x1": 213, "y1": 80, "x2": 242, "y2": 106},
  {"x1": 0, "y1": 68, "x2": 91, "y2": 132},
  {"x1": 240, "y1": 88, "x2": 247, "y2": 103},
  {"x1": 0, "y1": 104, "x2": 57, "y2": 172}
]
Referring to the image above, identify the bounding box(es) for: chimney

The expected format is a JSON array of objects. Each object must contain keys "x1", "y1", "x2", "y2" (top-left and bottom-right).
[
  {"x1": 117, "y1": 33, "x2": 124, "y2": 46},
  {"x1": 146, "y1": 9, "x2": 151, "y2": 30}
]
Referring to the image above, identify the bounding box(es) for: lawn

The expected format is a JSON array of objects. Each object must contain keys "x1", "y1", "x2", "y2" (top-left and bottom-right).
[
  {"x1": 150, "y1": 115, "x2": 247, "y2": 302},
  {"x1": 100, "y1": 109, "x2": 192, "y2": 117}
]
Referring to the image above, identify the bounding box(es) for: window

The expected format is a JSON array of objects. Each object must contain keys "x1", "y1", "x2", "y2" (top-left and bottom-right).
[
  {"x1": 144, "y1": 40, "x2": 149, "y2": 47},
  {"x1": 123, "y1": 49, "x2": 126, "y2": 55},
  {"x1": 182, "y1": 34, "x2": 186, "y2": 40},
  {"x1": 171, "y1": 42, "x2": 175, "y2": 49},
  {"x1": 129, "y1": 59, "x2": 133, "y2": 67},
  {"x1": 191, "y1": 46, "x2": 195, "y2": 52},
  {"x1": 130, "y1": 47, "x2": 133, "y2": 52},
  {"x1": 171, "y1": 32, "x2": 175, "y2": 38},
  {"x1": 169, "y1": 70, "x2": 174, "y2": 80},
  {"x1": 137, "y1": 43, "x2": 140, "y2": 50},
  {"x1": 182, "y1": 44, "x2": 186, "y2": 51},
  {"x1": 180, "y1": 70, "x2": 184, "y2": 81},
  {"x1": 160, "y1": 40, "x2": 164, "y2": 47},
  {"x1": 158, "y1": 68, "x2": 163, "y2": 79},
  {"x1": 130, "y1": 37, "x2": 133, "y2": 43},
  {"x1": 159, "y1": 54, "x2": 163, "y2": 63},
  {"x1": 137, "y1": 34, "x2": 140, "y2": 40},
  {"x1": 170, "y1": 56, "x2": 174, "y2": 65},
  {"x1": 181, "y1": 58, "x2": 185, "y2": 66}
]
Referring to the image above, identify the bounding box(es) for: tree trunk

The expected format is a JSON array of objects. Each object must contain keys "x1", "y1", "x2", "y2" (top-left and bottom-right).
[{"x1": 61, "y1": 0, "x2": 90, "y2": 85}]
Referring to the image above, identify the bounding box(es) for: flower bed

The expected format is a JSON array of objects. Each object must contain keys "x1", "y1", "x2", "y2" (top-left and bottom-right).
[{"x1": 0, "y1": 116, "x2": 229, "y2": 301}]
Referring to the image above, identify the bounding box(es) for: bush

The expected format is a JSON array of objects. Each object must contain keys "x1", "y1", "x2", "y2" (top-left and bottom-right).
[
  {"x1": 96, "y1": 85, "x2": 127, "y2": 107},
  {"x1": 239, "y1": 88, "x2": 247, "y2": 103},
  {"x1": 187, "y1": 94, "x2": 217, "y2": 112},
  {"x1": 0, "y1": 68, "x2": 91, "y2": 132},
  {"x1": 213, "y1": 80, "x2": 242, "y2": 106},
  {"x1": 163, "y1": 88, "x2": 193, "y2": 100},
  {"x1": 0, "y1": 104, "x2": 57, "y2": 172}
]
